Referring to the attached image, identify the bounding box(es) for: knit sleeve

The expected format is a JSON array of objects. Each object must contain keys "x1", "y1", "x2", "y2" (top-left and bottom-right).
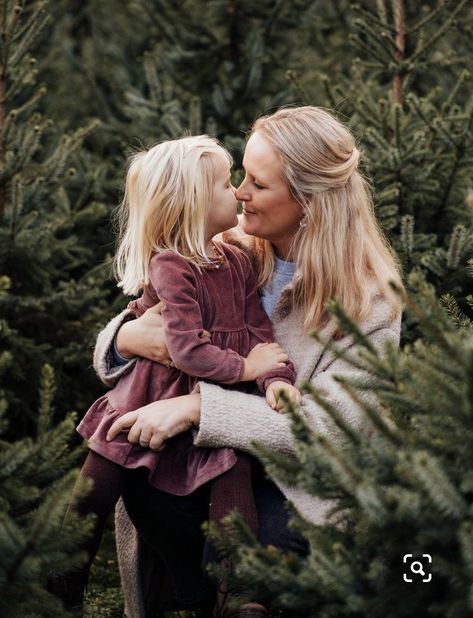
[
  {"x1": 194, "y1": 323, "x2": 400, "y2": 457},
  {"x1": 151, "y1": 252, "x2": 245, "y2": 384},
  {"x1": 93, "y1": 308, "x2": 138, "y2": 387}
]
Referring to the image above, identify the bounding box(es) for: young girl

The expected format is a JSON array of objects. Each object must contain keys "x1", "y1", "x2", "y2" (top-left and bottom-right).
[{"x1": 51, "y1": 135, "x2": 300, "y2": 609}]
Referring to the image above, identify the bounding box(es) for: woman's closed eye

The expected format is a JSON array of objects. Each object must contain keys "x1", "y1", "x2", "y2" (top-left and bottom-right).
[{"x1": 253, "y1": 179, "x2": 265, "y2": 190}]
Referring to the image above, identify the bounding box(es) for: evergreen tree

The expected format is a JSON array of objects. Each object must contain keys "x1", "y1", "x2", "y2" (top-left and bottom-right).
[
  {"x1": 0, "y1": 363, "x2": 92, "y2": 617},
  {"x1": 286, "y1": 0, "x2": 473, "y2": 333},
  {"x1": 4, "y1": 1, "x2": 471, "y2": 615},
  {"x1": 0, "y1": 0, "x2": 115, "y2": 429},
  {"x1": 52, "y1": 0, "x2": 326, "y2": 170},
  {"x1": 210, "y1": 268, "x2": 473, "y2": 618},
  {"x1": 0, "y1": 2, "x2": 113, "y2": 614}
]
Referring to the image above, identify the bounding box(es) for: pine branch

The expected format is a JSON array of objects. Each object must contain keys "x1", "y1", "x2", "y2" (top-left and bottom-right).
[{"x1": 409, "y1": 0, "x2": 469, "y2": 66}]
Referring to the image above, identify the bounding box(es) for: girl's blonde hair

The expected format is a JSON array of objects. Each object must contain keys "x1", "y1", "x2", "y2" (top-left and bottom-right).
[
  {"x1": 250, "y1": 106, "x2": 403, "y2": 333},
  {"x1": 114, "y1": 135, "x2": 231, "y2": 295}
]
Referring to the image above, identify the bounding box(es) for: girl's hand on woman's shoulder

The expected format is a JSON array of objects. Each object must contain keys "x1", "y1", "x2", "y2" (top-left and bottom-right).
[{"x1": 105, "y1": 393, "x2": 201, "y2": 451}]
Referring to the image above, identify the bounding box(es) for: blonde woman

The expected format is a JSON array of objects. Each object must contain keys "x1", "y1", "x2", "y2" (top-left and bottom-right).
[
  {"x1": 49, "y1": 135, "x2": 301, "y2": 613},
  {"x1": 96, "y1": 107, "x2": 403, "y2": 618}
]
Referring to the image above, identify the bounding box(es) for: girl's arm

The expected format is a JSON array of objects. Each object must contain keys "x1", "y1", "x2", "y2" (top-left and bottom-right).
[
  {"x1": 106, "y1": 324, "x2": 399, "y2": 454},
  {"x1": 239, "y1": 252, "x2": 296, "y2": 392},
  {"x1": 151, "y1": 252, "x2": 284, "y2": 384}
]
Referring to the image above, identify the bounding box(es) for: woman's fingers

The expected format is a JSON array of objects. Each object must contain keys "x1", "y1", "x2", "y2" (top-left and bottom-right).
[
  {"x1": 149, "y1": 434, "x2": 167, "y2": 452},
  {"x1": 139, "y1": 430, "x2": 152, "y2": 447},
  {"x1": 127, "y1": 420, "x2": 145, "y2": 444},
  {"x1": 106, "y1": 411, "x2": 138, "y2": 441}
]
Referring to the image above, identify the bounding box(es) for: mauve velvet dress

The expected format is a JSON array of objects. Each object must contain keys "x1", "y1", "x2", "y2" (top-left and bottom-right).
[{"x1": 77, "y1": 242, "x2": 294, "y2": 495}]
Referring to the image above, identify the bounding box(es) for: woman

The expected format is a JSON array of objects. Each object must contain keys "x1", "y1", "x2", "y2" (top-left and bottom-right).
[{"x1": 94, "y1": 106, "x2": 403, "y2": 617}]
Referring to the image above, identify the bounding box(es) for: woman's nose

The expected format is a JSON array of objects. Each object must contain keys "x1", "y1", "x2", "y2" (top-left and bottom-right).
[{"x1": 235, "y1": 180, "x2": 250, "y2": 201}]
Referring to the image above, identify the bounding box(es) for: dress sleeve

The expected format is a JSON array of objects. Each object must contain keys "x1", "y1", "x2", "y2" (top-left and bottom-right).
[
  {"x1": 239, "y1": 252, "x2": 296, "y2": 392},
  {"x1": 193, "y1": 324, "x2": 400, "y2": 457},
  {"x1": 150, "y1": 253, "x2": 245, "y2": 384}
]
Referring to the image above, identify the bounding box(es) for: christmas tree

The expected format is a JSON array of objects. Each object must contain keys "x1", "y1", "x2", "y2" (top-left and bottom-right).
[
  {"x1": 3, "y1": 0, "x2": 473, "y2": 615},
  {"x1": 207, "y1": 2, "x2": 473, "y2": 616},
  {"x1": 0, "y1": 362, "x2": 92, "y2": 617},
  {"x1": 287, "y1": 0, "x2": 473, "y2": 332},
  {"x1": 0, "y1": 1, "x2": 116, "y2": 614},
  {"x1": 0, "y1": 0, "x2": 118, "y2": 427}
]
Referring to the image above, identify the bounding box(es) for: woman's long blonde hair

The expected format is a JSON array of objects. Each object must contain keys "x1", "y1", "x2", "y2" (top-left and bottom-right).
[
  {"x1": 251, "y1": 106, "x2": 403, "y2": 333},
  {"x1": 114, "y1": 135, "x2": 231, "y2": 295}
]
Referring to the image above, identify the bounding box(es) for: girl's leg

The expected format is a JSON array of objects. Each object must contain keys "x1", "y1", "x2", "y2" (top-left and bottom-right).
[
  {"x1": 208, "y1": 452, "x2": 258, "y2": 536},
  {"x1": 49, "y1": 450, "x2": 124, "y2": 608},
  {"x1": 208, "y1": 454, "x2": 264, "y2": 617},
  {"x1": 203, "y1": 458, "x2": 308, "y2": 617}
]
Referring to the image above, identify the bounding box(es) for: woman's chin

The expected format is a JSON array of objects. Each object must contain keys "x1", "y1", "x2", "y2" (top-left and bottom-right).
[{"x1": 240, "y1": 213, "x2": 258, "y2": 236}]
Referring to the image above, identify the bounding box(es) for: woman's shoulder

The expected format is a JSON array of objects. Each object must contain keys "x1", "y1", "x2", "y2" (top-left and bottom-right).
[{"x1": 276, "y1": 286, "x2": 401, "y2": 346}]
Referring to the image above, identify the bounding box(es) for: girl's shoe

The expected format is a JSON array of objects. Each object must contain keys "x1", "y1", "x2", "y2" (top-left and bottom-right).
[
  {"x1": 47, "y1": 571, "x2": 87, "y2": 613},
  {"x1": 214, "y1": 587, "x2": 269, "y2": 618}
]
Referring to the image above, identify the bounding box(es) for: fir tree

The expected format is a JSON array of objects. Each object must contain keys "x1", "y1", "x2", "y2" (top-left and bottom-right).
[
  {"x1": 286, "y1": 0, "x2": 473, "y2": 333},
  {"x1": 0, "y1": 363, "x2": 92, "y2": 617},
  {"x1": 0, "y1": 3, "x2": 113, "y2": 613},
  {"x1": 209, "y1": 269, "x2": 473, "y2": 618},
  {"x1": 6, "y1": 1, "x2": 471, "y2": 615},
  {"x1": 0, "y1": 0, "x2": 115, "y2": 429}
]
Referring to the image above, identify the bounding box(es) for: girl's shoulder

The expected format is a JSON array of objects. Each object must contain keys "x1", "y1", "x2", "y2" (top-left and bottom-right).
[
  {"x1": 148, "y1": 250, "x2": 198, "y2": 285},
  {"x1": 149, "y1": 250, "x2": 195, "y2": 269}
]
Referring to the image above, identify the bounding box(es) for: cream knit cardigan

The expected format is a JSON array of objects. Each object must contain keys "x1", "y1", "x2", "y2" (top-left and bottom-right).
[{"x1": 94, "y1": 252, "x2": 401, "y2": 617}]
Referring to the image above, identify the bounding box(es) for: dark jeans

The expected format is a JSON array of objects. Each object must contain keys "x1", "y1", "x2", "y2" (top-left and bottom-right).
[{"x1": 122, "y1": 457, "x2": 307, "y2": 607}]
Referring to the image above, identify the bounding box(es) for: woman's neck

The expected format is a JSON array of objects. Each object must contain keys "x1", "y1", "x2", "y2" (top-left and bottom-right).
[{"x1": 272, "y1": 237, "x2": 295, "y2": 261}]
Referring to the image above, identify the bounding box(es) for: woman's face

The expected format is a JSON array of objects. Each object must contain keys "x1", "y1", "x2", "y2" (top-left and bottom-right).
[{"x1": 236, "y1": 131, "x2": 303, "y2": 256}]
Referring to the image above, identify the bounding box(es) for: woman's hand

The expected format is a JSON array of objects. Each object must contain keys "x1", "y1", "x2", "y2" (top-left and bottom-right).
[
  {"x1": 116, "y1": 302, "x2": 211, "y2": 365},
  {"x1": 106, "y1": 393, "x2": 201, "y2": 451},
  {"x1": 116, "y1": 302, "x2": 172, "y2": 363}
]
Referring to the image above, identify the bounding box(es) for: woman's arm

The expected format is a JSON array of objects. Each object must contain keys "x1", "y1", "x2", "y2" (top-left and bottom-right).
[
  {"x1": 94, "y1": 303, "x2": 175, "y2": 386},
  {"x1": 106, "y1": 329, "x2": 396, "y2": 456},
  {"x1": 193, "y1": 325, "x2": 400, "y2": 457},
  {"x1": 106, "y1": 392, "x2": 201, "y2": 451},
  {"x1": 94, "y1": 308, "x2": 137, "y2": 386}
]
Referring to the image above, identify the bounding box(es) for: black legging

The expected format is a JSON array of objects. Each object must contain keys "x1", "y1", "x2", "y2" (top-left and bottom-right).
[{"x1": 121, "y1": 456, "x2": 308, "y2": 607}]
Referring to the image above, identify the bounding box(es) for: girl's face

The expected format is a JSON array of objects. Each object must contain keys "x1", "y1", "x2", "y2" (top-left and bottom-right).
[
  {"x1": 236, "y1": 131, "x2": 303, "y2": 258},
  {"x1": 206, "y1": 151, "x2": 238, "y2": 240}
]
